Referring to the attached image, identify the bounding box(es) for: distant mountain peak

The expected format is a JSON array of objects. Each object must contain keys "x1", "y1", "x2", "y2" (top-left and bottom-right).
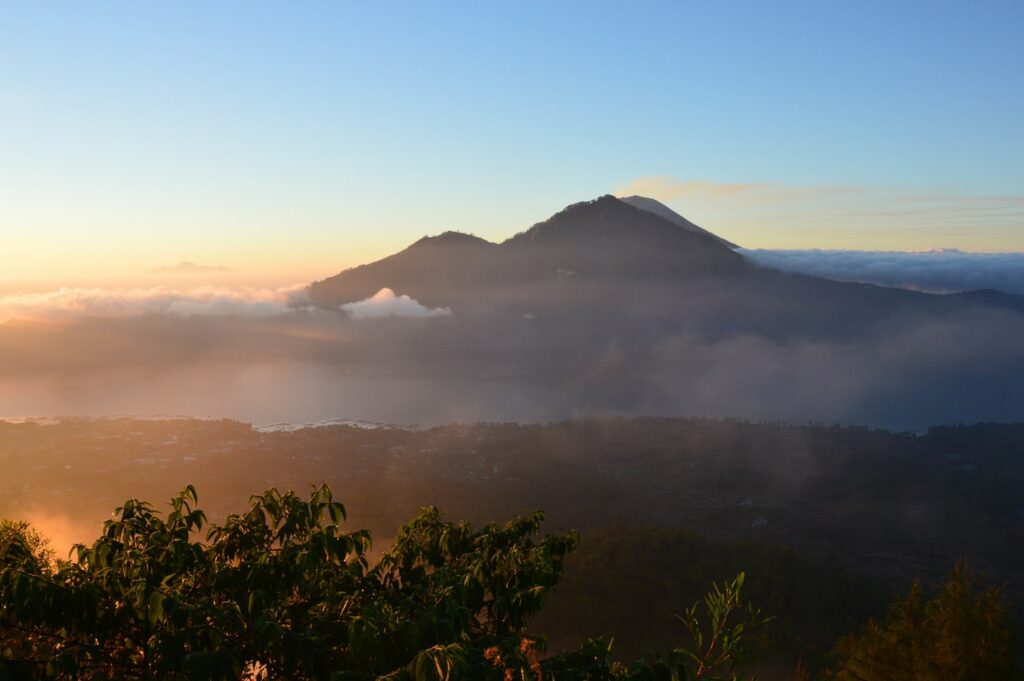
[
  {"x1": 504, "y1": 195, "x2": 644, "y2": 245},
  {"x1": 618, "y1": 195, "x2": 739, "y2": 249},
  {"x1": 410, "y1": 231, "x2": 493, "y2": 249},
  {"x1": 503, "y1": 194, "x2": 737, "y2": 252},
  {"x1": 151, "y1": 261, "x2": 235, "y2": 275}
]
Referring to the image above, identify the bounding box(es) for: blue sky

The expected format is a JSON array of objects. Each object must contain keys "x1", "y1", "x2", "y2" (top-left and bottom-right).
[{"x1": 1, "y1": 1, "x2": 1022, "y2": 282}]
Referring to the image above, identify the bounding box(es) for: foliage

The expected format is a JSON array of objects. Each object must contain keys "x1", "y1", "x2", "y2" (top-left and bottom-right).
[
  {"x1": 675, "y1": 572, "x2": 770, "y2": 677},
  {"x1": 0, "y1": 522, "x2": 54, "y2": 578},
  {"x1": 826, "y1": 562, "x2": 1017, "y2": 681},
  {"x1": 0, "y1": 521, "x2": 57, "y2": 677},
  {"x1": 531, "y1": 526, "x2": 889, "y2": 670},
  {"x1": 540, "y1": 573, "x2": 769, "y2": 681},
  {"x1": 0, "y1": 485, "x2": 767, "y2": 680}
]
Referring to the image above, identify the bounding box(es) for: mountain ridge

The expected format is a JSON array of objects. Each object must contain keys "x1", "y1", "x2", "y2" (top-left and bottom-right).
[{"x1": 307, "y1": 195, "x2": 1024, "y2": 330}]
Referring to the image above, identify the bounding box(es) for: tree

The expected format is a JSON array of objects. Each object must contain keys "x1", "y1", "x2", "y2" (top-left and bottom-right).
[
  {"x1": 537, "y1": 572, "x2": 770, "y2": 681},
  {"x1": 0, "y1": 522, "x2": 54, "y2": 576},
  {"x1": 0, "y1": 485, "x2": 765, "y2": 680},
  {"x1": 0, "y1": 520, "x2": 58, "y2": 679},
  {"x1": 826, "y1": 562, "x2": 1017, "y2": 681}
]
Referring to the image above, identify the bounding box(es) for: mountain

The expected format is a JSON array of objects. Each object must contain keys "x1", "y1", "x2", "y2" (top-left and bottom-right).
[
  {"x1": 308, "y1": 230, "x2": 501, "y2": 307},
  {"x1": 177, "y1": 193, "x2": 1024, "y2": 428},
  {"x1": 310, "y1": 195, "x2": 748, "y2": 307},
  {"x1": 949, "y1": 288, "x2": 1024, "y2": 315},
  {"x1": 618, "y1": 195, "x2": 739, "y2": 248},
  {"x1": 502, "y1": 195, "x2": 745, "y2": 277},
  {"x1": 308, "y1": 194, "x2": 1024, "y2": 331}
]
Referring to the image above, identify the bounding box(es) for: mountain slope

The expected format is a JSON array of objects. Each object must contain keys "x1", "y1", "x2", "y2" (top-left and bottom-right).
[
  {"x1": 618, "y1": 195, "x2": 739, "y2": 248},
  {"x1": 308, "y1": 231, "x2": 501, "y2": 306}
]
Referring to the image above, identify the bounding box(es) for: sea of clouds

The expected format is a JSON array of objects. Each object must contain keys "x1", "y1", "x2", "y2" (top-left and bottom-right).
[
  {"x1": 0, "y1": 285, "x2": 449, "y2": 323},
  {"x1": 739, "y1": 248, "x2": 1024, "y2": 296},
  {"x1": 0, "y1": 285, "x2": 308, "y2": 322}
]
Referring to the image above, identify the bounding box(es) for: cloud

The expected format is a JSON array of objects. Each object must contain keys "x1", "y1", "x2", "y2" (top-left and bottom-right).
[
  {"x1": 640, "y1": 308, "x2": 1024, "y2": 430},
  {"x1": 340, "y1": 288, "x2": 452, "y2": 320},
  {"x1": 739, "y1": 248, "x2": 1024, "y2": 295},
  {"x1": 0, "y1": 285, "x2": 311, "y2": 323}
]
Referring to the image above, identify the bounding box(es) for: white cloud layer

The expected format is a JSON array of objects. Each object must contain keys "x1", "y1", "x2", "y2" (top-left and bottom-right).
[
  {"x1": 739, "y1": 248, "x2": 1024, "y2": 295},
  {"x1": 340, "y1": 288, "x2": 452, "y2": 320},
  {"x1": 0, "y1": 285, "x2": 310, "y2": 323}
]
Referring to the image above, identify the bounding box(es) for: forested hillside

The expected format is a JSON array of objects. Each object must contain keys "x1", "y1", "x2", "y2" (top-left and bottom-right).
[{"x1": 2, "y1": 417, "x2": 1020, "y2": 595}]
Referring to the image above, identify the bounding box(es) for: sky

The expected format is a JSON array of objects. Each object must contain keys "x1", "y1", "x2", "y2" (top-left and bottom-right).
[{"x1": 1, "y1": 1, "x2": 1022, "y2": 285}]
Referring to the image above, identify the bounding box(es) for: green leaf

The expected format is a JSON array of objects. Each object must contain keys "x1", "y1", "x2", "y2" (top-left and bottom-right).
[{"x1": 148, "y1": 590, "x2": 166, "y2": 625}]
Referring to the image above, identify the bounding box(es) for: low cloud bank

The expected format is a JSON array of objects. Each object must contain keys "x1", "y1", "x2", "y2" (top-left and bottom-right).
[
  {"x1": 739, "y1": 248, "x2": 1024, "y2": 296},
  {"x1": 341, "y1": 288, "x2": 452, "y2": 320},
  {"x1": 0, "y1": 285, "x2": 311, "y2": 323},
  {"x1": 0, "y1": 285, "x2": 452, "y2": 324}
]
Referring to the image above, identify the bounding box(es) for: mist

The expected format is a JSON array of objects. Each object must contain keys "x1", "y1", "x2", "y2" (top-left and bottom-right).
[
  {"x1": 0, "y1": 284, "x2": 311, "y2": 323},
  {"x1": 2, "y1": 278, "x2": 1023, "y2": 430}
]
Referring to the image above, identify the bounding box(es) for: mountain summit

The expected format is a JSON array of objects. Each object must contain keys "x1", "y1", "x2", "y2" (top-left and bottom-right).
[{"x1": 409, "y1": 231, "x2": 493, "y2": 250}]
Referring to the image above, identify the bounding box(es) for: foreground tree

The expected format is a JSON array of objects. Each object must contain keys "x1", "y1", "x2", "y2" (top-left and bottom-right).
[
  {"x1": 0, "y1": 521, "x2": 58, "y2": 676},
  {"x1": 0, "y1": 485, "x2": 765, "y2": 680},
  {"x1": 826, "y1": 562, "x2": 1016, "y2": 681}
]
